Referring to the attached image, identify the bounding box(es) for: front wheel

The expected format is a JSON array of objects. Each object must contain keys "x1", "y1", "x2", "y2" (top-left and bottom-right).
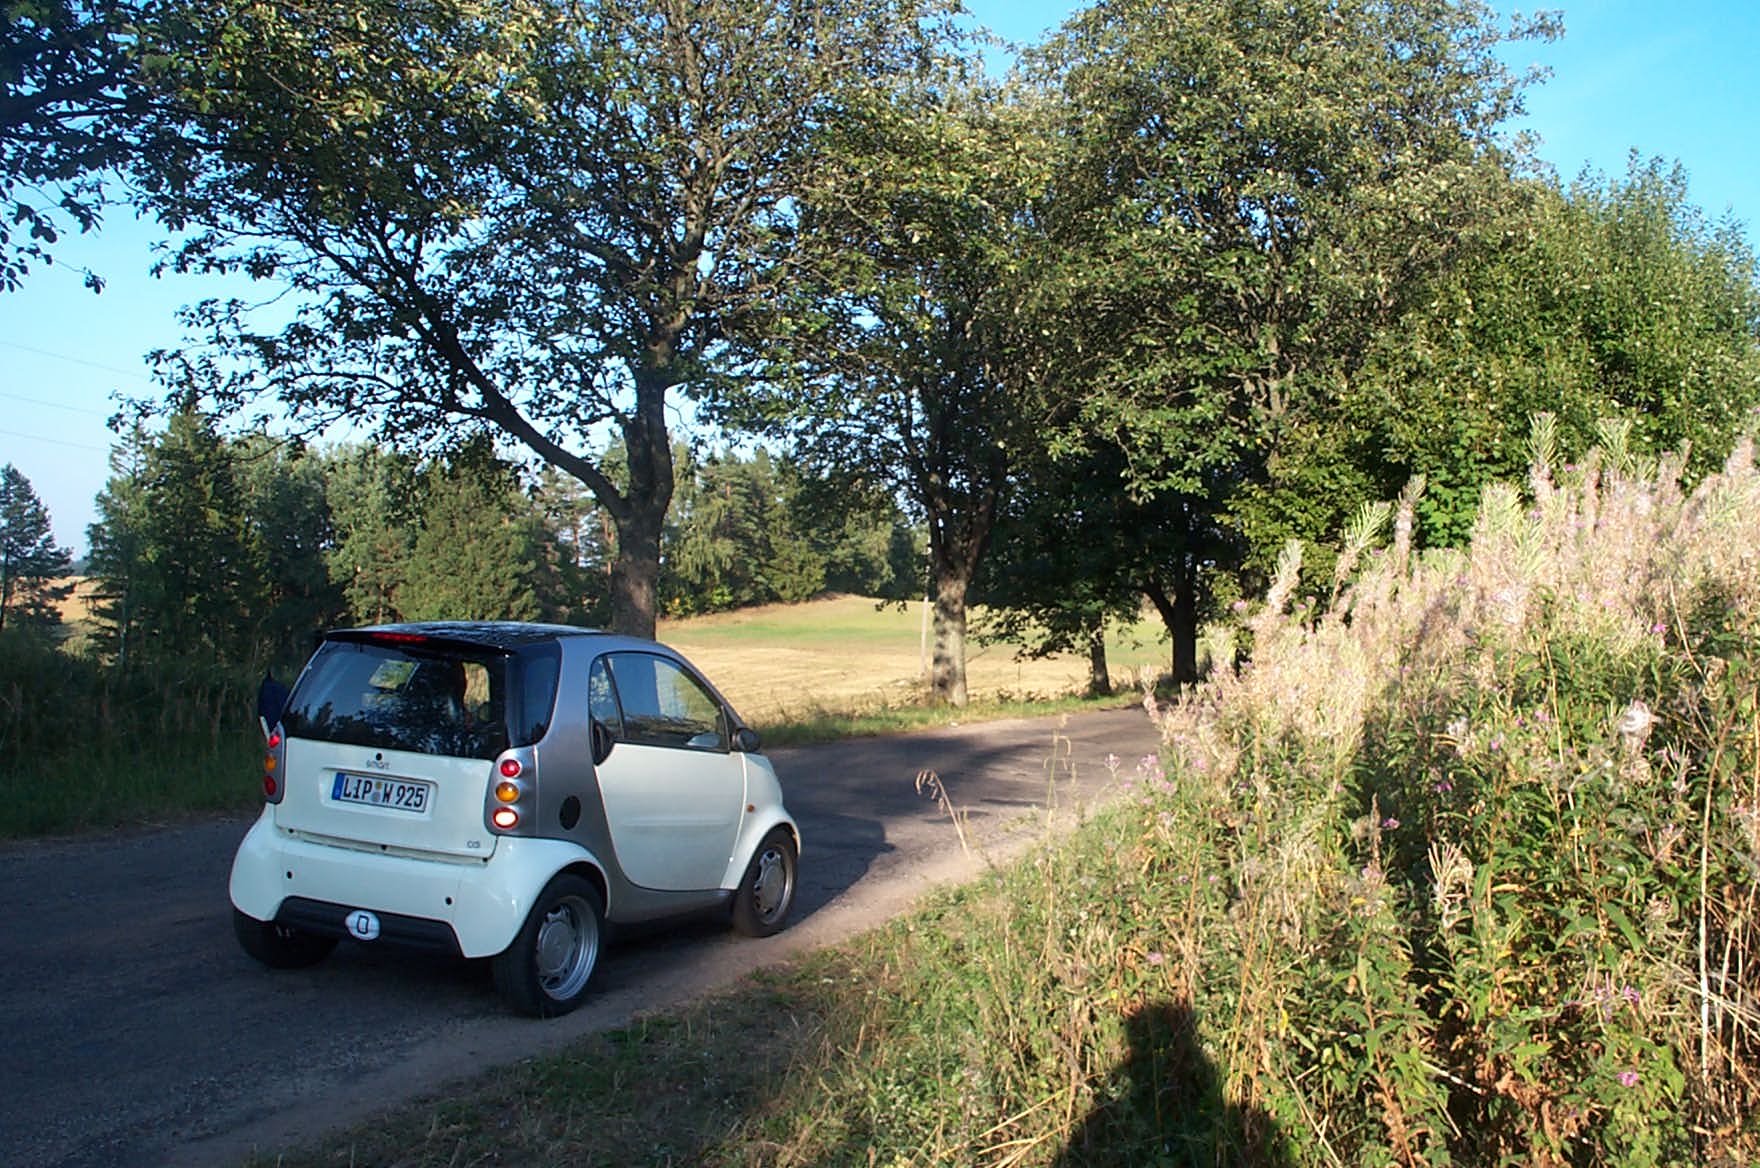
[
  {"x1": 492, "y1": 874, "x2": 604, "y2": 1017},
  {"x1": 731, "y1": 828, "x2": 797, "y2": 938},
  {"x1": 233, "y1": 908, "x2": 337, "y2": 969}
]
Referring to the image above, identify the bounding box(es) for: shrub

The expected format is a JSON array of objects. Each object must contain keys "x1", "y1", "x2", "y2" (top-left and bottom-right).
[{"x1": 1132, "y1": 427, "x2": 1760, "y2": 1165}]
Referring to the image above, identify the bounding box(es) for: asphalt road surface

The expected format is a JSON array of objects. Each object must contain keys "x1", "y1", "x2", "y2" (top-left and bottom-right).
[{"x1": 0, "y1": 706, "x2": 1160, "y2": 1168}]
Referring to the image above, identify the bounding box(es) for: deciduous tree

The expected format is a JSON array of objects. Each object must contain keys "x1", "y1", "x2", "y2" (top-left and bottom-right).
[
  {"x1": 1357, "y1": 159, "x2": 1760, "y2": 544},
  {"x1": 1018, "y1": 0, "x2": 1551, "y2": 665},
  {"x1": 132, "y1": 0, "x2": 952, "y2": 639},
  {"x1": 742, "y1": 76, "x2": 1056, "y2": 704}
]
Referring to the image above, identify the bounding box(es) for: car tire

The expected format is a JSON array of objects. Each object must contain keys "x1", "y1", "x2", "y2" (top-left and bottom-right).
[
  {"x1": 731, "y1": 827, "x2": 797, "y2": 938},
  {"x1": 492, "y1": 874, "x2": 604, "y2": 1018},
  {"x1": 233, "y1": 908, "x2": 338, "y2": 969}
]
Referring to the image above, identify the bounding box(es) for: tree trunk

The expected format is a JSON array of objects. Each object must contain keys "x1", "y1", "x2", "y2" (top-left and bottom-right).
[
  {"x1": 602, "y1": 361, "x2": 676, "y2": 640},
  {"x1": 929, "y1": 568, "x2": 970, "y2": 706},
  {"x1": 608, "y1": 512, "x2": 662, "y2": 638},
  {"x1": 1086, "y1": 627, "x2": 1111, "y2": 696},
  {"x1": 1142, "y1": 569, "x2": 1199, "y2": 685}
]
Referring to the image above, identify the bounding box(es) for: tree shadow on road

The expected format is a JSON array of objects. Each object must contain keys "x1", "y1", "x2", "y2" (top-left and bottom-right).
[{"x1": 1054, "y1": 997, "x2": 1289, "y2": 1168}]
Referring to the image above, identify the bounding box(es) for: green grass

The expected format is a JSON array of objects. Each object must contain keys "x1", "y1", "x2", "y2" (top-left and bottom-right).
[{"x1": 0, "y1": 635, "x2": 269, "y2": 839}]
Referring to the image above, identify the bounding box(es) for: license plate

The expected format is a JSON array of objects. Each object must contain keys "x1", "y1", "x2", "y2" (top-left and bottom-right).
[{"x1": 330, "y1": 773, "x2": 433, "y2": 813}]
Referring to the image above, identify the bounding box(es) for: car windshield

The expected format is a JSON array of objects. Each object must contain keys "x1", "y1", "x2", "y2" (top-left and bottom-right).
[{"x1": 281, "y1": 638, "x2": 551, "y2": 759}]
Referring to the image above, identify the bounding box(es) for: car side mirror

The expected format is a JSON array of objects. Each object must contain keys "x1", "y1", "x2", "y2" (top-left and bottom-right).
[
  {"x1": 732, "y1": 726, "x2": 762, "y2": 753},
  {"x1": 590, "y1": 719, "x2": 615, "y2": 766}
]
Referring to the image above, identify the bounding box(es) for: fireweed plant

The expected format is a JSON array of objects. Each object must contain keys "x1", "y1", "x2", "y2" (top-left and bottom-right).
[{"x1": 1118, "y1": 417, "x2": 1760, "y2": 1166}]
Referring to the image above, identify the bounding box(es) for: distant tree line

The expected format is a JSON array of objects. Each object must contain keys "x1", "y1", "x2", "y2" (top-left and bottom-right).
[
  {"x1": 0, "y1": 424, "x2": 917, "y2": 670},
  {"x1": 3, "y1": 0, "x2": 1758, "y2": 702}
]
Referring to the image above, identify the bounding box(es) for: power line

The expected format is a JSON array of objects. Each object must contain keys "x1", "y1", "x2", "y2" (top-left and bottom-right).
[
  {"x1": 0, "y1": 389, "x2": 113, "y2": 416},
  {"x1": 0, "y1": 337, "x2": 154, "y2": 382},
  {"x1": 0, "y1": 427, "x2": 110, "y2": 453}
]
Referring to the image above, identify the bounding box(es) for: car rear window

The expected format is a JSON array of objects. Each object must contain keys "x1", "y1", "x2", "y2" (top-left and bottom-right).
[{"x1": 282, "y1": 638, "x2": 557, "y2": 758}]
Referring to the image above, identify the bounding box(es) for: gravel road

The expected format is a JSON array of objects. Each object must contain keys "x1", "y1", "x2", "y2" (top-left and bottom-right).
[{"x1": 0, "y1": 706, "x2": 1160, "y2": 1168}]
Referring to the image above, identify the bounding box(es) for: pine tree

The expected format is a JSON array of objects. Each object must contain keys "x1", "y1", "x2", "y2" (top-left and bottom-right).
[
  {"x1": 395, "y1": 447, "x2": 542, "y2": 622},
  {"x1": 0, "y1": 464, "x2": 73, "y2": 632}
]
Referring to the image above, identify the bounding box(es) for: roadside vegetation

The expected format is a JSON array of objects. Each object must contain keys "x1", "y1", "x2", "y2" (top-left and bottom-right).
[{"x1": 250, "y1": 429, "x2": 1759, "y2": 1166}]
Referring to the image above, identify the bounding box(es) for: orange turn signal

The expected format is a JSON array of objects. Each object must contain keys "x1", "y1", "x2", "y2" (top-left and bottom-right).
[{"x1": 494, "y1": 780, "x2": 521, "y2": 804}]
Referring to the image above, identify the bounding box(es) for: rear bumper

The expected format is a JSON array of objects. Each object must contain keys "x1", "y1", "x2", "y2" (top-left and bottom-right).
[
  {"x1": 275, "y1": 895, "x2": 465, "y2": 957},
  {"x1": 228, "y1": 808, "x2": 600, "y2": 958}
]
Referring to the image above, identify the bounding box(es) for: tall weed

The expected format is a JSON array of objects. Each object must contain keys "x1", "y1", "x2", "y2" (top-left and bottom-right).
[{"x1": 1134, "y1": 432, "x2": 1760, "y2": 1164}]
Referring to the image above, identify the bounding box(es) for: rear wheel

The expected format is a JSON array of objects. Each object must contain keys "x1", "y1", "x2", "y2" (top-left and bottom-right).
[
  {"x1": 492, "y1": 874, "x2": 603, "y2": 1017},
  {"x1": 233, "y1": 908, "x2": 337, "y2": 969},
  {"x1": 731, "y1": 828, "x2": 797, "y2": 938}
]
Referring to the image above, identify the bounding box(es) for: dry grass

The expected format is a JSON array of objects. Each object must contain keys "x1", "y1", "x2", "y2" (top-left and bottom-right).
[{"x1": 48, "y1": 576, "x2": 101, "y2": 624}]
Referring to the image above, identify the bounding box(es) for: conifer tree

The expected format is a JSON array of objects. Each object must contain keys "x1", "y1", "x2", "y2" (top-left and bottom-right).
[{"x1": 0, "y1": 464, "x2": 73, "y2": 632}]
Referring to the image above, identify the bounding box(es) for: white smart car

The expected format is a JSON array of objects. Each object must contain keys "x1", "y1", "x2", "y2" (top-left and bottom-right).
[{"x1": 230, "y1": 622, "x2": 799, "y2": 1016}]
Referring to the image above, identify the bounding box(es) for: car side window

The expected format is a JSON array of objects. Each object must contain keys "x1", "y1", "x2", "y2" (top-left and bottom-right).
[
  {"x1": 588, "y1": 656, "x2": 623, "y2": 737},
  {"x1": 603, "y1": 652, "x2": 727, "y2": 751}
]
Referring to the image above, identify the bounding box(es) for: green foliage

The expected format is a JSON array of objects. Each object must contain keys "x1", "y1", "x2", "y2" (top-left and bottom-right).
[
  {"x1": 663, "y1": 447, "x2": 825, "y2": 616},
  {"x1": 319, "y1": 443, "x2": 420, "y2": 626},
  {"x1": 84, "y1": 413, "x2": 347, "y2": 668},
  {"x1": 86, "y1": 410, "x2": 263, "y2": 666},
  {"x1": 950, "y1": 0, "x2": 1554, "y2": 687},
  {"x1": 0, "y1": 0, "x2": 140, "y2": 290},
  {"x1": 1359, "y1": 159, "x2": 1760, "y2": 546},
  {"x1": 130, "y1": 0, "x2": 957, "y2": 637},
  {"x1": 395, "y1": 443, "x2": 542, "y2": 622},
  {"x1": 660, "y1": 446, "x2": 921, "y2": 616},
  {"x1": 0, "y1": 463, "x2": 73, "y2": 633},
  {"x1": 742, "y1": 63, "x2": 1057, "y2": 703}
]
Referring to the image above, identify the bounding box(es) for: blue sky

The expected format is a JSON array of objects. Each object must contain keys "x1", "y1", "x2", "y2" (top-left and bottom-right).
[{"x1": 3, "y1": 0, "x2": 1756, "y2": 557}]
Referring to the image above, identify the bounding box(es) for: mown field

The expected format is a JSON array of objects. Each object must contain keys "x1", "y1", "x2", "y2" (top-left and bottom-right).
[{"x1": 664, "y1": 594, "x2": 1169, "y2": 723}]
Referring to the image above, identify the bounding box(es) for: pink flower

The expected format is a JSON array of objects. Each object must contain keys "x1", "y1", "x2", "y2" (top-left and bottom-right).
[
  {"x1": 1146, "y1": 952, "x2": 1165, "y2": 966},
  {"x1": 1617, "y1": 1070, "x2": 1639, "y2": 1088}
]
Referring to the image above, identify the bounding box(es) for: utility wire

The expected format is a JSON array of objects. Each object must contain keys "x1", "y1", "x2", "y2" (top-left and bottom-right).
[
  {"x1": 0, "y1": 337, "x2": 153, "y2": 382},
  {"x1": 0, "y1": 389, "x2": 113, "y2": 416},
  {"x1": 0, "y1": 427, "x2": 109, "y2": 452}
]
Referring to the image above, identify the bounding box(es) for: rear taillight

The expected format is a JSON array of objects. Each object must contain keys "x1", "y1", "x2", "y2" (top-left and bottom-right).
[
  {"x1": 262, "y1": 728, "x2": 286, "y2": 804},
  {"x1": 487, "y1": 751, "x2": 532, "y2": 834}
]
